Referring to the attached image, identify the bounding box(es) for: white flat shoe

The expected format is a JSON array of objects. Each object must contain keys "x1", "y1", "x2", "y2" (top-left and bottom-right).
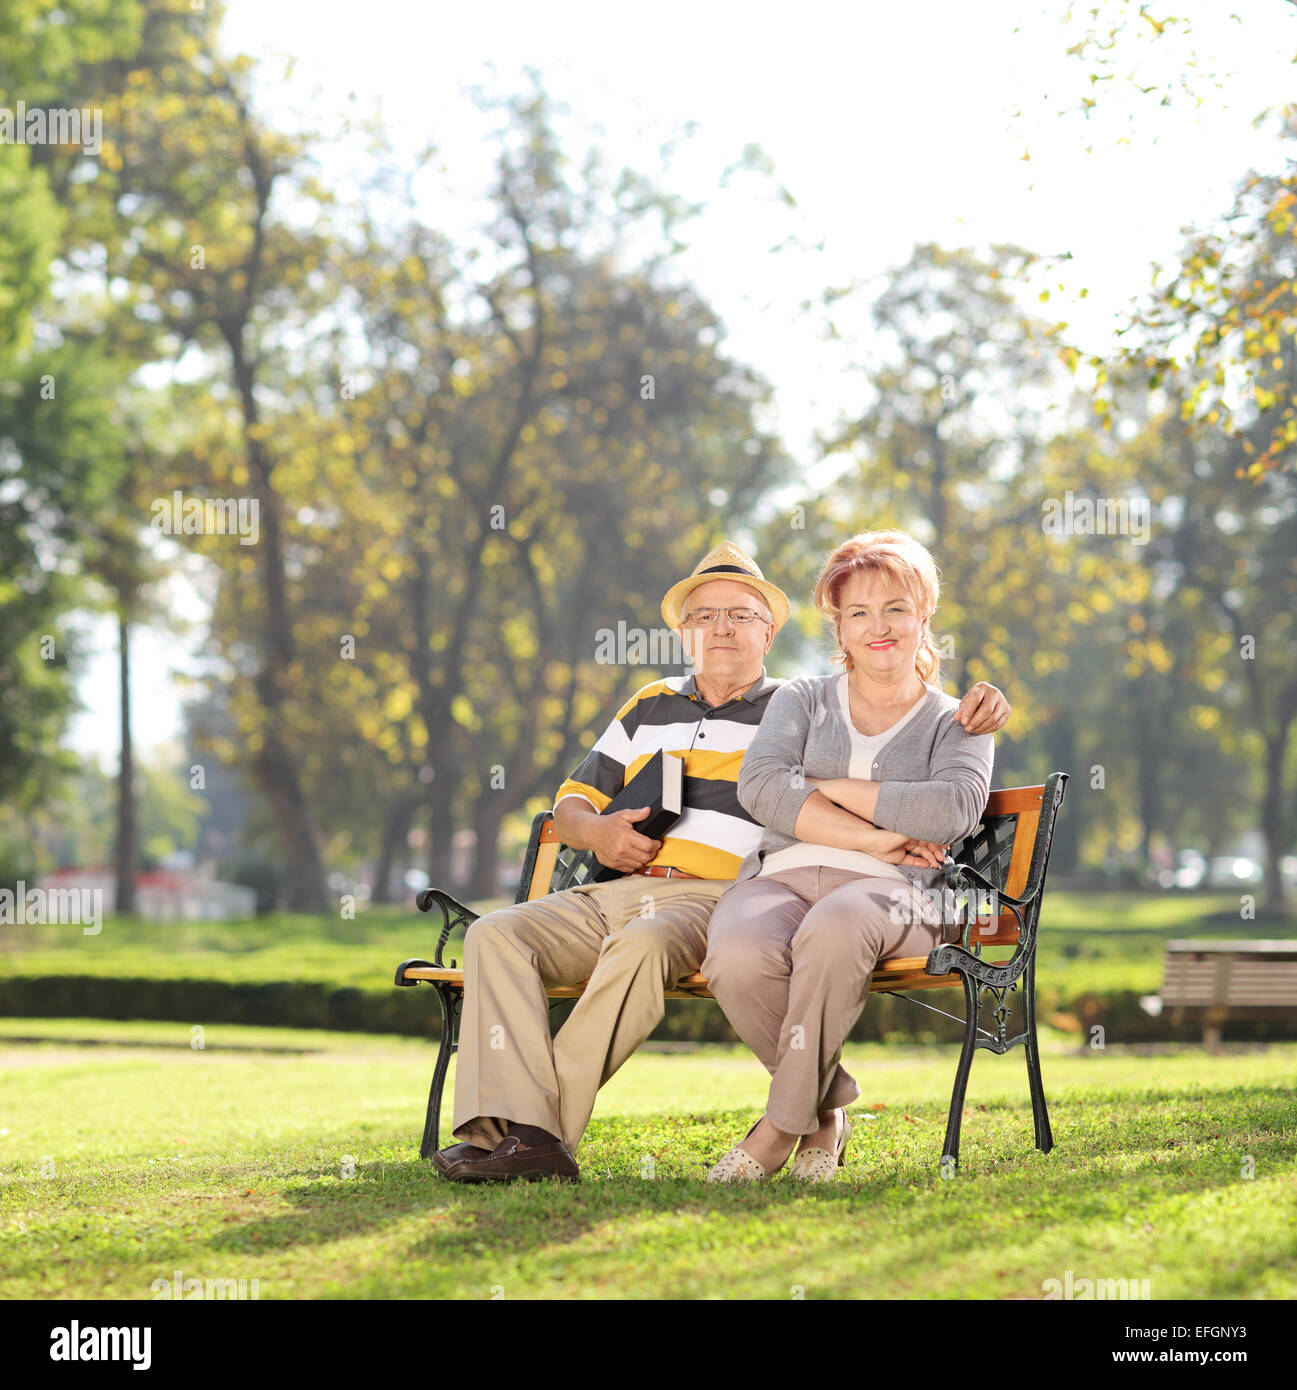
[
  {"x1": 789, "y1": 1109, "x2": 852, "y2": 1182},
  {"x1": 706, "y1": 1117, "x2": 790, "y2": 1183},
  {"x1": 706, "y1": 1145, "x2": 767, "y2": 1183}
]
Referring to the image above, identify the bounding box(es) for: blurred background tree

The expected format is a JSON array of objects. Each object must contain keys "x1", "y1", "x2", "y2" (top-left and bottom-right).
[{"x1": 0, "y1": 0, "x2": 1291, "y2": 916}]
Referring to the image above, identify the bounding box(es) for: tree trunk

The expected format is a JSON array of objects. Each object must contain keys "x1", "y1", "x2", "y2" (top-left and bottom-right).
[
  {"x1": 1135, "y1": 688, "x2": 1163, "y2": 873},
  {"x1": 928, "y1": 424, "x2": 947, "y2": 548},
  {"x1": 226, "y1": 331, "x2": 328, "y2": 913},
  {"x1": 1046, "y1": 704, "x2": 1080, "y2": 874},
  {"x1": 426, "y1": 788, "x2": 457, "y2": 894},
  {"x1": 113, "y1": 612, "x2": 137, "y2": 915},
  {"x1": 468, "y1": 796, "x2": 509, "y2": 901},
  {"x1": 252, "y1": 734, "x2": 329, "y2": 914},
  {"x1": 1260, "y1": 730, "x2": 1289, "y2": 915},
  {"x1": 372, "y1": 795, "x2": 417, "y2": 905}
]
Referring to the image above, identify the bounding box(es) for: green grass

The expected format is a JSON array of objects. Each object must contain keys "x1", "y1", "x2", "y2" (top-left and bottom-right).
[{"x1": 2, "y1": 1019, "x2": 1294, "y2": 1299}]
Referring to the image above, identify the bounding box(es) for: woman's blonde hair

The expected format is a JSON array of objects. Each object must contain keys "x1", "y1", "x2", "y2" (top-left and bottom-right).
[{"x1": 813, "y1": 529, "x2": 942, "y2": 685}]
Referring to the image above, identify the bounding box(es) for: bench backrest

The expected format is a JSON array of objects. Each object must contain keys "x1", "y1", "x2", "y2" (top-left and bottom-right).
[
  {"x1": 948, "y1": 774, "x2": 1068, "y2": 946},
  {"x1": 516, "y1": 815, "x2": 599, "y2": 903},
  {"x1": 519, "y1": 772, "x2": 1069, "y2": 948},
  {"x1": 1160, "y1": 941, "x2": 1297, "y2": 1007}
]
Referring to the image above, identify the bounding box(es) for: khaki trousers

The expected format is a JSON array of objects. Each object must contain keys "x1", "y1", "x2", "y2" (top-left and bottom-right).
[
  {"x1": 451, "y1": 874, "x2": 729, "y2": 1154},
  {"x1": 701, "y1": 866, "x2": 950, "y2": 1134}
]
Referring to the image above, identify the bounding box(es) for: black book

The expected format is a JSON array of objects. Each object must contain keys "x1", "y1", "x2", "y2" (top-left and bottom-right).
[{"x1": 589, "y1": 750, "x2": 684, "y2": 882}]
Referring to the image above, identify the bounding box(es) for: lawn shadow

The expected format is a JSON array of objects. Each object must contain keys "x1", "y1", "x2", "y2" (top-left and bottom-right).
[
  {"x1": 387, "y1": 1089, "x2": 1297, "y2": 1273},
  {"x1": 170, "y1": 1078, "x2": 1296, "y2": 1286}
]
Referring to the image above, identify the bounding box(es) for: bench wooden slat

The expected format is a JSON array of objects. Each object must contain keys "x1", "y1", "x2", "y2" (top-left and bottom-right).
[
  {"x1": 963, "y1": 909, "x2": 1023, "y2": 947},
  {"x1": 1164, "y1": 961, "x2": 1297, "y2": 973},
  {"x1": 1002, "y1": 796, "x2": 1041, "y2": 900},
  {"x1": 1164, "y1": 940, "x2": 1297, "y2": 955},
  {"x1": 983, "y1": 786, "x2": 1048, "y2": 815},
  {"x1": 525, "y1": 839, "x2": 561, "y2": 902},
  {"x1": 400, "y1": 955, "x2": 967, "y2": 1000}
]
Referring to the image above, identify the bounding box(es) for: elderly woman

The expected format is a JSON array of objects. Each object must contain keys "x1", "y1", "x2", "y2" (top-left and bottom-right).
[{"x1": 701, "y1": 529, "x2": 994, "y2": 1182}]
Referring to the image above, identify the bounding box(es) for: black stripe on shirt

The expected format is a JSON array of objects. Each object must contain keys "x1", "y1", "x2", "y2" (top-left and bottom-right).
[
  {"x1": 620, "y1": 688, "x2": 772, "y2": 739},
  {"x1": 680, "y1": 774, "x2": 760, "y2": 823}
]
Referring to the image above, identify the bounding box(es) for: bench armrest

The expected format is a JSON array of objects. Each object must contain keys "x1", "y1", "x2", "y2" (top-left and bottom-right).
[
  {"x1": 414, "y1": 889, "x2": 480, "y2": 968},
  {"x1": 395, "y1": 957, "x2": 437, "y2": 986},
  {"x1": 936, "y1": 859, "x2": 1037, "y2": 965},
  {"x1": 941, "y1": 860, "x2": 1037, "y2": 911}
]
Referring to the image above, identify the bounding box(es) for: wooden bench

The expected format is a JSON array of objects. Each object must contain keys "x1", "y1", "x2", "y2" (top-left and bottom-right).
[
  {"x1": 396, "y1": 772, "x2": 1069, "y2": 1170},
  {"x1": 1140, "y1": 940, "x2": 1297, "y2": 1046}
]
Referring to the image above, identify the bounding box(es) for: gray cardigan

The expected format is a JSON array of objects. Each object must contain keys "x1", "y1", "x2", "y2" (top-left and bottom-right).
[{"x1": 734, "y1": 676, "x2": 995, "y2": 889}]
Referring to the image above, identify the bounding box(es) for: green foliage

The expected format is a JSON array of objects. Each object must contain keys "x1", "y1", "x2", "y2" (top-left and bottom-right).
[
  {"x1": 0, "y1": 531, "x2": 80, "y2": 818},
  {"x1": 0, "y1": 0, "x2": 142, "y2": 102},
  {"x1": 1, "y1": 0, "x2": 1292, "y2": 912},
  {"x1": 0, "y1": 147, "x2": 62, "y2": 360}
]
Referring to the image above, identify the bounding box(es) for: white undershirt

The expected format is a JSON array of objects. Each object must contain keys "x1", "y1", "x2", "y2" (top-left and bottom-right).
[{"x1": 756, "y1": 676, "x2": 929, "y2": 881}]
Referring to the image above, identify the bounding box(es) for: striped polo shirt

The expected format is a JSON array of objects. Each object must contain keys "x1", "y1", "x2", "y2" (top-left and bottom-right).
[{"x1": 553, "y1": 668, "x2": 784, "y2": 880}]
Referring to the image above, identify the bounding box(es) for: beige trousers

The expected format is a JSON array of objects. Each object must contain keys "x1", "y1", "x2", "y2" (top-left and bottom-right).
[
  {"x1": 451, "y1": 874, "x2": 729, "y2": 1154},
  {"x1": 701, "y1": 866, "x2": 950, "y2": 1134}
]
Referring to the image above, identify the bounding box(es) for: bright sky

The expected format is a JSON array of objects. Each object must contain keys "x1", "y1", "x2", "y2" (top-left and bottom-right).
[{"x1": 65, "y1": 0, "x2": 1297, "y2": 762}]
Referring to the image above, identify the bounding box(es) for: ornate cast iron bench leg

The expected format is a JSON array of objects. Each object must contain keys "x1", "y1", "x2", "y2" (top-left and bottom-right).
[
  {"x1": 420, "y1": 983, "x2": 463, "y2": 1160},
  {"x1": 942, "y1": 971, "x2": 981, "y2": 1168},
  {"x1": 1023, "y1": 952, "x2": 1053, "y2": 1153}
]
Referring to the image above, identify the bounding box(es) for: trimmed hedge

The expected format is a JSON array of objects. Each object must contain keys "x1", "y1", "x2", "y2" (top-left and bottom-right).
[
  {"x1": 1, "y1": 973, "x2": 1293, "y2": 1045},
  {"x1": 0, "y1": 976, "x2": 437, "y2": 1036}
]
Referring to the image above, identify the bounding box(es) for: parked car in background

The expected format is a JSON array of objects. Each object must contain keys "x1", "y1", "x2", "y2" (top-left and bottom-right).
[
  {"x1": 1204, "y1": 856, "x2": 1263, "y2": 888},
  {"x1": 1155, "y1": 849, "x2": 1206, "y2": 890}
]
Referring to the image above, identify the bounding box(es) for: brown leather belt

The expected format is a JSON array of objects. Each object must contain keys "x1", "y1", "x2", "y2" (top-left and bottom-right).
[{"x1": 634, "y1": 865, "x2": 701, "y2": 880}]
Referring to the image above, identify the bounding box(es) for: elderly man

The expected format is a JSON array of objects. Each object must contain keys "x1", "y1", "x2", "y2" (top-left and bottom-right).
[{"x1": 437, "y1": 541, "x2": 1009, "y2": 1182}]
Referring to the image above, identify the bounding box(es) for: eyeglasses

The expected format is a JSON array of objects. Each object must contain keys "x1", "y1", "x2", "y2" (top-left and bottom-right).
[{"x1": 681, "y1": 607, "x2": 772, "y2": 627}]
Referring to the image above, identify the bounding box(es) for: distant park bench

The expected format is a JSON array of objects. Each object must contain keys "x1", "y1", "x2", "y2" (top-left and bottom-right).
[
  {"x1": 1140, "y1": 940, "x2": 1297, "y2": 1046},
  {"x1": 396, "y1": 772, "x2": 1069, "y2": 1171}
]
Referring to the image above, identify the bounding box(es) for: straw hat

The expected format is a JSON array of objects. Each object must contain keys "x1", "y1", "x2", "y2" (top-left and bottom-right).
[{"x1": 661, "y1": 541, "x2": 791, "y2": 632}]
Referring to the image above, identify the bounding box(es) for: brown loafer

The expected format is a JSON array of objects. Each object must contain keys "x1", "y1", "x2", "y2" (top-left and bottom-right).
[
  {"x1": 444, "y1": 1135, "x2": 580, "y2": 1183},
  {"x1": 432, "y1": 1141, "x2": 491, "y2": 1176}
]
